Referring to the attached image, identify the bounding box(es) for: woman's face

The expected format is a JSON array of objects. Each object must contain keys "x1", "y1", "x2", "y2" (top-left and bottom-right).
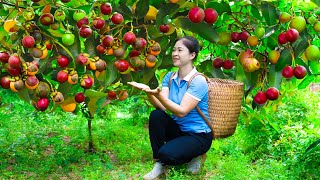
[{"x1": 172, "y1": 39, "x2": 195, "y2": 68}]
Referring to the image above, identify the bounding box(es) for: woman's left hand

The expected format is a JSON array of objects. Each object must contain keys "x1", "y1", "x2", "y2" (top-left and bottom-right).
[{"x1": 143, "y1": 87, "x2": 161, "y2": 96}]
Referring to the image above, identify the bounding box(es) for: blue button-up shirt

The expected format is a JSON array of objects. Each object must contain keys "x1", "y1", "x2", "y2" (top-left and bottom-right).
[{"x1": 162, "y1": 68, "x2": 211, "y2": 133}]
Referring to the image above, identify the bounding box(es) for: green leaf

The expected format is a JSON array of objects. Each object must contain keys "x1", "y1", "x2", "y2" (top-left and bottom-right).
[
  {"x1": 84, "y1": 34, "x2": 98, "y2": 57},
  {"x1": 105, "y1": 60, "x2": 118, "y2": 86},
  {"x1": 0, "y1": 4, "x2": 9, "y2": 16},
  {"x1": 135, "y1": 0, "x2": 149, "y2": 19},
  {"x1": 275, "y1": 48, "x2": 292, "y2": 72},
  {"x1": 250, "y1": 5, "x2": 262, "y2": 20},
  {"x1": 293, "y1": 30, "x2": 308, "y2": 58},
  {"x1": 115, "y1": 3, "x2": 133, "y2": 20},
  {"x1": 156, "y1": 3, "x2": 180, "y2": 25},
  {"x1": 245, "y1": 69, "x2": 262, "y2": 87},
  {"x1": 298, "y1": 75, "x2": 315, "y2": 89},
  {"x1": 174, "y1": 17, "x2": 219, "y2": 43},
  {"x1": 261, "y1": 2, "x2": 277, "y2": 26},
  {"x1": 309, "y1": 61, "x2": 320, "y2": 74},
  {"x1": 311, "y1": 0, "x2": 320, "y2": 6},
  {"x1": 206, "y1": 2, "x2": 231, "y2": 15},
  {"x1": 268, "y1": 64, "x2": 282, "y2": 89},
  {"x1": 235, "y1": 57, "x2": 246, "y2": 82},
  {"x1": 85, "y1": 89, "x2": 108, "y2": 117},
  {"x1": 305, "y1": 138, "x2": 320, "y2": 155},
  {"x1": 0, "y1": 26, "x2": 8, "y2": 42}
]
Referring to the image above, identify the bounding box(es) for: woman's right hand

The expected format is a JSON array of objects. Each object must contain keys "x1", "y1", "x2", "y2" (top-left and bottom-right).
[{"x1": 127, "y1": 81, "x2": 150, "y2": 90}]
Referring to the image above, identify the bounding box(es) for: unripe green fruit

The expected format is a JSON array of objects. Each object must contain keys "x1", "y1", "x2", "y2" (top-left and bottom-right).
[
  {"x1": 289, "y1": 16, "x2": 306, "y2": 32},
  {"x1": 73, "y1": 10, "x2": 86, "y2": 22},
  {"x1": 62, "y1": 33, "x2": 75, "y2": 46},
  {"x1": 279, "y1": 12, "x2": 291, "y2": 23},
  {"x1": 305, "y1": 45, "x2": 320, "y2": 61},
  {"x1": 307, "y1": 15, "x2": 317, "y2": 25},
  {"x1": 254, "y1": 27, "x2": 265, "y2": 39},
  {"x1": 217, "y1": 32, "x2": 231, "y2": 45},
  {"x1": 314, "y1": 21, "x2": 320, "y2": 32}
]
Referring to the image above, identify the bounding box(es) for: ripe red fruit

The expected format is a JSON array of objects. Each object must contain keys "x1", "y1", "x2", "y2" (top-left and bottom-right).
[
  {"x1": 123, "y1": 32, "x2": 136, "y2": 45},
  {"x1": 278, "y1": 32, "x2": 287, "y2": 44},
  {"x1": 111, "y1": 13, "x2": 123, "y2": 24},
  {"x1": 265, "y1": 87, "x2": 279, "y2": 100},
  {"x1": 37, "y1": 98, "x2": 50, "y2": 111},
  {"x1": 96, "y1": 44, "x2": 106, "y2": 54},
  {"x1": 57, "y1": 55, "x2": 69, "y2": 68},
  {"x1": 114, "y1": 59, "x2": 130, "y2": 72},
  {"x1": 239, "y1": 31, "x2": 249, "y2": 41},
  {"x1": 102, "y1": 35, "x2": 114, "y2": 47},
  {"x1": 57, "y1": 70, "x2": 68, "y2": 83},
  {"x1": 39, "y1": 13, "x2": 54, "y2": 26},
  {"x1": 8, "y1": 55, "x2": 21, "y2": 68},
  {"x1": 92, "y1": 17, "x2": 105, "y2": 29},
  {"x1": 129, "y1": 50, "x2": 141, "y2": 58},
  {"x1": 108, "y1": 90, "x2": 117, "y2": 100},
  {"x1": 223, "y1": 59, "x2": 234, "y2": 69},
  {"x1": 132, "y1": 38, "x2": 147, "y2": 50},
  {"x1": 80, "y1": 76, "x2": 93, "y2": 89},
  {"x1": 204, "y1": 8, "x2": 218, "y2": 24},
  {"x1": 75, "y1": 92, "x2": 85, "y2": 103},
  {"x1": 212, "y1": 58, "x2": 224, "y2": 68},
  {"x1": 6, "y1": 66, "x2": 21, "y2": 76},
  {"x1": 1, "y1": 76, "x2": 11, "y2": 89},
  {"x1": 25, "y1": 75, "x2": 39, "y2": 89},
  {"x1": 100, "y1": 3, "x2": 112, "y2": 15},
  {"x1": 188, "y1": 7, "x2": 205, "y2": 23},
  {"x1": 282, "y1": 66, "x2": 294, "y2": 79},
  {"x1": 285, "y1": 28, "x2": 299, "y2": 43},
  {"x1": 22, "y1": 35, "x2": 35, "y2": 48},
  {"x1": 254, "y1": 91, "x2": 267, "y2": 104},
  {"x1": 76, "y1": 53, "x2": 89, "y2": 65},
  {"x1": 294, "y1": 65, "x2": 307, "y2": 79},
  {"x1": 231, "y1": 32, "x2": 240, "y2": 43},
  {"x1": 77, "y1": 17, "x2": 89, "y2": 28},
  {"x1": 79, "y1": 26, "x2": 92, "y2": 38},
  {"x1": 0, "y1": 52, "x2": 10, "y2": 63},
  {"x1": 159, "y1": 24, "x2": 170, "y2": 33}
]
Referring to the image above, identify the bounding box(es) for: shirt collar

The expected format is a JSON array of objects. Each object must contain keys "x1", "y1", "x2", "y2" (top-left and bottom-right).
[{"x1": 171, "y1": 67, "x2": 198, "y2": 81}]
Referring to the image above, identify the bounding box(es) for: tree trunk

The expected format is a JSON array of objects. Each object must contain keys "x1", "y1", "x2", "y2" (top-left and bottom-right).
[{"x1": 87, "y1": 117, "x2": 95, "y2": 153}]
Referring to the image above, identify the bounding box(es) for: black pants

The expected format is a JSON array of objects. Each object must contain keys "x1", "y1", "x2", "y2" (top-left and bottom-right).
[{"x1": 148, "y1": 109, "x2": 213, "y2": 166}]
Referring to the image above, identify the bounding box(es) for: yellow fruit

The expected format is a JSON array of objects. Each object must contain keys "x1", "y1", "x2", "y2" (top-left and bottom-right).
[
  {"x1": 289, "y1": 16, "x2": 306, "y2": 33},
  {"x1": 145, "y1": 59, "x2": 156, "y2": 68},
  {"x1": 4, "y1": 19, "x2": 19, "y2": 33},
  {"x1": 39, "y1": 48, "x2": 48, "y2": 59},
  {"x1": 268, "y1": 50, "x2": 280, "y2": 64},
  {"x1": 169, "y1": 0, "x2": 180, "y2": 3},
  {"x1": 89, "y1": 61, "x2": 97, "y2": 70},
  {"x1": 217, "y1": 32, "x2": 231, "y2": 45},
  {"x1": 247, "y1": 36, "x2": 259, "y2": 46},
  {"x1": 60, "y1": 102, "x2": 76, "y2": 112},
  {"x1": 145, "y1": 6, "x2": 158, "y2": 21}
]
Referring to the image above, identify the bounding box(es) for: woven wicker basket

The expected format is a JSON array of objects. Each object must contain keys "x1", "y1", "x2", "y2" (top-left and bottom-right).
[{"x1": 207, "y1": 78, "x2": 244, "y2": 138}]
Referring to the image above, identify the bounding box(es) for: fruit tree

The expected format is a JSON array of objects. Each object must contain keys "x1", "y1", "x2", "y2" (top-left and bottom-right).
[{"x1": 0, "y1": 0, "x2": 319, "y2": 150}]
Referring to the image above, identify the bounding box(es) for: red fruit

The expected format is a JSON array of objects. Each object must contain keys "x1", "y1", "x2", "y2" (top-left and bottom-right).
[
  {"x1": 37, "y1": 97, "x2": 49, "y2": 111},
  {"x1": 108, "y1": 90, "x2": 117, "y2": 100},
  {"x1": 75, "y1": 92, "x2": 85, "y2": 103},
  {"x1": 223, "y1": 59, "x2": 234, "y2": 69},
  {"x1": 25, "y1": 75, "x2": 39, "y2": 89},
  {"x1": 79, "y1": 26, "x2": 92, "y2": 38},
  {"x1": 114, "y1": 59, "x2": 130, "y2": 72},
  {"x1": 6, "y1": 66, "x2": 21, "y2": 76},
  {"x1": 123, "y1": 32, "x2": 136, "y2": 45},
  {"x1": 294, "y1": 65, "x2": 307, "y2": 79},
  {"x1": 0, "y1": 52, "x2": 10, "y2": 63},
  {"x1": 254, "y1": 91, "x2": 267, "y2": 104},
  {"x1": 239, "y1": 31, "x2": 249, "y2": 41},
  {"x1": 93, "y1": 17, "x2": 105, "y2": 29},
  {"x1": 39, "y1": 13, "x2": 54, "y2": 26},
  {"x1": 77, "y1": 17, "x2": 89, "y2": 28},
  {"x1": 265, "y1": 87, "x2": 279, "y2": 100},
  {"x1": 188, "y1": 7, "x2": 205, "y2": 23},
  {"x1": 96, "y1": 44, "x2": 106, "y2": 54},
  {"x1": 57, "y1": 55, "x2": 69, "y2": 68},
  {"x1": 95, "y1": 60, "x2": 107, "y2": 72},
  {"x1": 80, "y1": 76, "x2": 93, "y2": 89},
  {"x1": 278, "y1": 32, "x2": 287, "y2": 44},
  {"x1": 285, "y1": 28, "x2": 299, "y2": 43},
  {"x1": 76, "y1": 53, "x2": 89, "y2": 65},
  {"x1": 102, "y1": 35, "x2": 114, "y2": 47},
  {"x1": 57, "y1": 70, "x2": 68, "y2": 83},
  {"x1": 282, "y1": 66, "x2": 294, "y2": 79},
  {"x1": 212, "y1": 57, "x2": 224, "y2": 68},
  {"x1": 8, "y1": 55, "x2": 21, "y2": 68},
  {"x1": 1, "y1": 76, "x2": 11, "y2": 89},
  {"x1": 100, "y1": 3, "x2": 112, "y2": 15},
  {"x1": 129, "y1": 50, "x2": 141, "y2": 58},
  {"x1": 159, "y1": 24, "x2": 170, "y2": 33},
  {"x1": 22, "y1": 35, "x2": 35, "y2": 48},
  {"x1": 132, "y1": 38, "x2": 147, "y2": 50},
  {"x1": 231, "y1": 32, "x2": 240, "y2": 43},
  {"x1": 204, "y1": 8, "x2": 218, "y2": 24},
  {"x1": 111, "y1": 13, "x2": 123, "y2": 24},
  {"x1": 118, "y1": 90, "x2": 128, "y2": 101}
]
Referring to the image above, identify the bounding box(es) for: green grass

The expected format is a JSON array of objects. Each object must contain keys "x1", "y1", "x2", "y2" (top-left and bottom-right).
[{"x1": 0, "y1": 89, "x2": 319, "y2": 179}]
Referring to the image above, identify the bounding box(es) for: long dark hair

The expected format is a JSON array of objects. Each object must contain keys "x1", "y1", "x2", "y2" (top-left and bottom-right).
[{"x1": 175, "y1": 36, "x2": 200, "y2": 61}]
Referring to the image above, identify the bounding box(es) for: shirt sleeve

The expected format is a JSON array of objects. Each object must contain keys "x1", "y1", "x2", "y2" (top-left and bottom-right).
[
  {"x1": 186, "y1": 75, "x2": 208, "y2": 101},
  {"x1": 162, "y1": 72, "x2": 173, "y2": 88}
]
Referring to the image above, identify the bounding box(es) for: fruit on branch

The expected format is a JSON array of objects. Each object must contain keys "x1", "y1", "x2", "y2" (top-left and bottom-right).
[
  {"x1": 314, "y1": 21, "x2": 320, "y2": 32},
  {"x1": 223, "y1": 59, "x2": 234, "y2": 69},
  {"x1": 8, "y1": 54, "x2": 21, "y2": 68},
  {"x1": 282, "y1": 66, "x2": 294, "y2": 79},
  {"x1": 293, "y1": 65, "x2": 307, "y2": 79},
  {"x1": 30, "y1": 47, "x2": 43, "y2": 58},
  {"x1": 111, "y1": 13, "x2": 124, "y2": 24},
  {"x1": 96, "y1": 44, "x2": 107, "y2": 54},
  {"x1": 35, "y1": 82, "x2": 50, "y2": 98},
  {"x1": 217, "y1": 32, "x2": 231, "y2": 45},
  {"x1": 148, "y1": 41, "x2": 161, "y2": 56},
  {"x1": 54, "y1": 9, "x2": 66, "y2": 22},
  {"x1": 213, "y1": 57, "x2": 224, "y2": 68},
  {"x1": 37, "y1": 98, "x2": 50, "y2": 111},
  {"x1": 188, "y1": 7, "x2": 205, "y2": 23},
  {"x1": 279, "y1": 12, "x2": 291, "y2": 23},
  {"x1": 118, "y1": 90, "x2": 128, "y2": 101},
  {"x1": 239, "y1": 31, "x2": 249, "y2": 42},
  {"x1": 204, "y1": 8, "x2": 218, "y2": 24},
  {"x1": 307, "y1": 15, "x2": 317, "y2": 25},
  {"x1": 254, "y1": 91, "x2": 267, "y2": 104},
  {"x1": 73, "y1": 10, "x2": 86, "y2": 22},
  {"x1": 39, "y1": 46, "x2": 48, "y2": 60},
  {"x1": 114, "y1": 59, "x2": 130, "y2": 74},
  {"x1": 76, "y1": 53, "x2": 90, "y2": 66},
  {"x1": 52, "y1": 91, "x2": 64, "y2": 104},
  {"x1": 133, "y1": 38, "x2": 147, "y2": 50},
  {"x1": 289, "y1": 16, "x2": 306, "y2": 32},
  {"x1": 93, "y1": 17, "x2": 105, "y2": 29},
  {"x1": 123, "y1": 32, "x2": 136, "y2": 45},
  {"x1": 129, "y1": 50, "x2": 141, "y2": 58},
  {"x1": 4, "y1": 19, "x2": 19, "y2": 33},
  {"x1": 75, "y1": 92, "x2": 85, "y2": 103},
  {"x1": 22, "y1": 35, "x2": 35, "y2": 48},
  {"x1": 79, "y1": 26, "x2": 92, "y2": 38},
  {"x1": 23, "y1": 7, "x2": 35, "y2": 21},
  {"x1": 39, "y1": 13, "x2": 54, "y2": 26},
  {"x1": 0, "y1": 52, "x2": 10, "y2": 63},
  {"x1": 57, "y1": 55, "x2": 69, "y2": 68},
  {"x1": 102, "y1": 35, "x2": 114, "y2": 47},
  {"x1": 247, "y1": 36, "x2": 259, "y2": 46},
  {"x1": 0, "y1": 76, "x2": 11, "y2": 89},
  {"x1": 265, "y1": 87, "x2": 279, "y2": 100},
  {"x1": 10, "y1": 79, "x2": 24, "y2": 92},
  {"x1": 108, "y1": 90, "x2": 117, "y2": 100},
  {"x1": 238, "y1": 49, "x2": 253, "y2": 64},
  {"x1": 285, "y1": 28, "x2": 299, "y2": 42},
  {"x1": 231, "y1": 32, "x2": 240, "y2": 43},
  {"x1": 25, "y1": 75, "x2": 39, "y2": 89},
  {"x1": 254, "y1": 27, "x2": 265, "y2": 39},
  {"x1": 62, "y1": 33, "x2": 75, "y2": 46},
  {"x1": 268, "y1": 50, "x2": 280, "y2": 64},
  {"x1": 68, "y1": 71, "x2": 78, "y2": 85},
  {"x1": 305, "y1": 45, "x2": 320, "y2": 61},
  {"x1": 6, "y1": 65, "x2": 21, "y2": 76},
  {"x1": 159, "y1": 24, "x2": 170, "y2": 33},
  {"x1": 145, "y1": 54, "x2": 157, "y2": 68},
  {"x1": 113, "y1": 47, "x2": 125, "y2": 58},
  {"x1": 77, "y1": 17, "x2": 89, "y2": 28},
  {"x1": 100, "y1": 3, "x2": 112, "y2": 15},
  {"x1": 57, "y1": 70, "x2": 69, "y2": 83},
  {"x1": 95, "y1": 59, "x2": 107, "y2": 72},
  {"x1": 45, "y1": 40, "x2": 52, "y2": 50},
  {"x1": 130, "y1": 56, "x2": 145, "y2": 70},
  {"x1": 278, "y1": 32, "x2": 287, "y2": 44},
  {"x1": 80, "y1": 75, "x2": 94, "y2": 89},
  {"x1": 241, "y1": 58, "x2": 260, "y2": 72}
]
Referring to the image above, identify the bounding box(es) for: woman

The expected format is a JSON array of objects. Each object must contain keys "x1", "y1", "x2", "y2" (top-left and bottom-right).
[{"x1": 128, "y1": 36, "x2": 212, "y2": 180}]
